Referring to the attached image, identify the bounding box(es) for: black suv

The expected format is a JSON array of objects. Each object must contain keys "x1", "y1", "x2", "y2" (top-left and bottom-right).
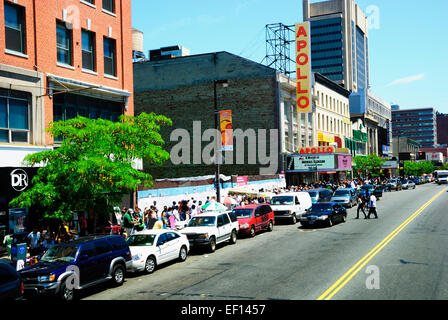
[{"x1": 20, "y1": 235, "x2": 131, "y2": 301}]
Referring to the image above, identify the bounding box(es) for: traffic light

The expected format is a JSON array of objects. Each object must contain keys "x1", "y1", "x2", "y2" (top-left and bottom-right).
[{"x1": 417, "y1": 152, "x2": 426, "y2": 160}]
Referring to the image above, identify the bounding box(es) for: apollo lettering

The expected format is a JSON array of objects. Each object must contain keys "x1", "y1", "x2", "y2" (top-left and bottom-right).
[
  {"x1": 299, "y1": 146, "x2": 335, "y2": 155},
  {"x1": 295, "y1": 23, "x2": 311, "y2": 112}
]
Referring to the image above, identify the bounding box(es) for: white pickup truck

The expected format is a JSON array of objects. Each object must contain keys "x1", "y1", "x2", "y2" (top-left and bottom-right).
[{"x1": 269, "y1": 192, "x2": 312, "y2": 224}]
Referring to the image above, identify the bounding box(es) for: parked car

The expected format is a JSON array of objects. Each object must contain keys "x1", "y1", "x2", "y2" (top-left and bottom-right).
[
  {"x1": 19, "y1": 235, "x2": 131, "y2": 301},
  {"x1": 232, "y1": 204, "x2": 275, "y2": 237},
  {"x1": 270, "y1": 192, "x2": 312, "y2": 224},
  {"x1": 411, "y1": 177, "x2": 423, "y2": 185},
  {"x1": 0, "y1": 261, "x2": 23, "y2": 301},
  {"x1": 330, "y1": 188, "x2": 358, "y2": 208},
  {"x1": 300, "y1": 202, "x2": 347, "y2": 228},
  {"x1": 387, "y1": 179, "x2": 403, "y2": 191},
  {"x1": 402, "y1": 179, "x2": 416, "y2": 190},
  {"x1": 126, "y1": 230, "x2": 189, "y2": 274},
  {"x1": 360, "y1": 185, "x2": 383, "y2": 199},
  {"x1": 307, "y1": 188, "x2": 333, "y2": 204},
  {"x1": 181, "y1": 211, "x2": 238, "y2": 253}
]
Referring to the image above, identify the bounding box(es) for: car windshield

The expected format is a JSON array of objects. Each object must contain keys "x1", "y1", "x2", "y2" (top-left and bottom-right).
[
  {"x1": 309, "y1": 204, "x2": 333, "y2": 213},
  {"x1": 233, "y1": 209, "x2": 253, "y2": 219},
  {"x1": 334, "y1": 190, "x2": 350, "y2": 196},
  {"x1": 402, "y1": 180, "x2": 409, "y2": 183},
  {"x1": 362, "y1": 185, "x2": 375, "y2": 190},
  {"x1": 127, "y1": 234, "x2": 156, "y2": 246},
  {"x1": 40, "y1": 245, "x2": 79, "y2": 263},
  {"x1": 271, "y1": 196, "x2": 294, "y2": 205},
  {"x1": 389, "y1": 180, "x2": 397, "y2": 183},
  {"x1": 187, "y1": 216, "x2": 216, "y2": 227}
]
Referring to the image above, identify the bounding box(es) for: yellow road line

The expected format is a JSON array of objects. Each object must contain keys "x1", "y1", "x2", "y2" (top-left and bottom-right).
[{"x1": 317, "y1": 187, "x2": 448, "y2": 300}]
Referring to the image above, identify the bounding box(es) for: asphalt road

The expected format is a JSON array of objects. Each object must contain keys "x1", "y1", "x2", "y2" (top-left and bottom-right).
[{"x1": 82, "y1": 182, "x2": 448, "y2": 300}]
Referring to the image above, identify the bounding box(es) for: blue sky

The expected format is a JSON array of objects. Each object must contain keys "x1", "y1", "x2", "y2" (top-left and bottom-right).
[{"x1": 132, "y1": 0, "x2": 448, "y2": 113}]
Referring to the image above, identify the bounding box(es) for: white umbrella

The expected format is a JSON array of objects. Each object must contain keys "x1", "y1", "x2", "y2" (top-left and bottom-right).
[{"x1": 201, "y1": 201, "x2": 227, "y2": 211}]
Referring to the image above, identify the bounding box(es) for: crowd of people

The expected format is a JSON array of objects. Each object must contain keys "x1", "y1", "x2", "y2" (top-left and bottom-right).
[{"x1": 5, "y1": 177, "x2": 393, "y2": 261}]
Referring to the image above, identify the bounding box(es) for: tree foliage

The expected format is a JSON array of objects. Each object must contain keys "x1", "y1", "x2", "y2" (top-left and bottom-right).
[
  {"x1": 404, "y1": 160, "x2": 434, "y2": 176},
  {"x1": 10, "y1": 113, "x2": 172, "y2": 221},
  {"x1": 353, "y1": 154, "x2": 385, "y2": 178}
]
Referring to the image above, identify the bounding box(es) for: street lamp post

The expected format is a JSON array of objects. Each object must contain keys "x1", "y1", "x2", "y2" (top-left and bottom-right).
[{"x1": 214, "y1": 79, "x2": 229, "y2": 203}]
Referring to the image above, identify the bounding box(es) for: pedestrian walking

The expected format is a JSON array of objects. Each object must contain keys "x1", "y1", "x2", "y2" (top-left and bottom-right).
[
  {"x1": 356, "y1": 194, "x2": 367, "y2": 219},
  {"x1": 367, "y1": 193, "x2": 378, "y2": 219}
]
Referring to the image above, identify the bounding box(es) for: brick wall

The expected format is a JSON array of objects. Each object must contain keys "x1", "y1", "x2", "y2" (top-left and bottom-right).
[
  {"x1": 134, "y1": 52, "x2": 281, "y2": 179},
  {"x1": 0, "y1": 0, "x2": 134, "y2": 145}
]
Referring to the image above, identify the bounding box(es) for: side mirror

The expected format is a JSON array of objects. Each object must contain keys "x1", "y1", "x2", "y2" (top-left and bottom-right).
[
  {"x1": 217, "y1": 222, "x2": 223, "y2": 227},
  {"x1": 157, "y1": 240, "x2": 165, "y2": 246}
]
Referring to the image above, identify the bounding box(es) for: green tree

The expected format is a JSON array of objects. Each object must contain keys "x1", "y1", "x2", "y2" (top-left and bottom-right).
[
  {"x1": 353, "y1": 154, "x2": 385, "y2": 178},
  {"x1": 10, "y1": 113, "x2": 172, "y2": 226},
  {"x1": 404, "y1": 161, "x2": 434, "y2": 176}
]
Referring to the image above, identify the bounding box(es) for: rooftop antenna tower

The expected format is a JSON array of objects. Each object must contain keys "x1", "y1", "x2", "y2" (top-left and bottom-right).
[{"x1": 263, "y1": 23, "x2": 296, "y2": 77}]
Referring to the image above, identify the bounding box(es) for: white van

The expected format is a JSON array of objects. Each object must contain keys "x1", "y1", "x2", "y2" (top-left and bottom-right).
[{"x1": 269, "y1": 192, "x2": 312, "y2": 224}]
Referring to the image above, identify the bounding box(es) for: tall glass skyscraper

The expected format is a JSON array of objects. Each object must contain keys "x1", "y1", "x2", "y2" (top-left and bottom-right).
[{"x1": 303, "y1": 0, "x2": 369, "y2": 92}]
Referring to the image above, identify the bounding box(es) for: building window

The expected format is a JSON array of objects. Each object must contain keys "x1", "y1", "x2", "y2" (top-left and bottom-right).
[
  {"x1": 4, "y1": 2, "x2": 25, "y2": 54},
  {"x1": 0, "y1": 90, "x2": 30, "y2": 144},
  {"x1": 56, "y1": 21, "x2": 72, "y2": 65},
  {"x1": 53, "y1": 93, "x2": 122, "y2": 142},
  {"x1": 103, "y1": 37, "x2": 116, "y2": 76},
  {"x1": 102, "y1": 0, "x2": 115, "y2": 13},
  {"x1": 82, "y1": 30, "x2": 96, "y2": 71}
]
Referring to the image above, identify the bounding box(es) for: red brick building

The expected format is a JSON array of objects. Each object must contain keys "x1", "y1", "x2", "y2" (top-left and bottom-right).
[{"x1": 0, "y1": 0, "x2": 134, "y2": 157}]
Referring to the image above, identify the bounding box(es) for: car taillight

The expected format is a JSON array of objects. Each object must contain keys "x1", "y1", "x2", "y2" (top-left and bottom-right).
[{"x1": 21, "y1": 281, "x2": 24, "y2": 295}]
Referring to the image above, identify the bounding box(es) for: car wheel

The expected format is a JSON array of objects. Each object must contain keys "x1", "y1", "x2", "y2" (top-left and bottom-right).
[
  {"x1": 145, "y1": 256, "x2": 156, "y2": 274},
  {"x1": 179, "y1": 246, "x2": 188, "y2": 262},
  {"x1": 249, "y1": 226, "x2": 256, "y2": 238},
  {"x1": 342, "y1": 214, "x2": 347, "y2": 223},
  {"x1": 60, "y1": 281, "x2": 75, "y2": 301},
  {"x1": 229, "y1": 230, "x2": 237, "y2": 244},
  {"x1": 327, "y1": 217, "x2": 333, "y2": 227},
  {"x1": 291, "y1": 214, "x2": 297, "y2": 224},
  {"x1": 112, "y1": 264, "x2": 125, "y2": 286},
  {"x1": 209, "y1": 237, "x2": 216, "y2": 253},
  {"x1": 267, "y1": 220, "x2": 274, "y2": 232}
]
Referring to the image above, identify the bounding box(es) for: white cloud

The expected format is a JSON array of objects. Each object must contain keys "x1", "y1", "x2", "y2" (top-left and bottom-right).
[{"x1": 386, "y1": 74, "x2": 425, "y2": 87}]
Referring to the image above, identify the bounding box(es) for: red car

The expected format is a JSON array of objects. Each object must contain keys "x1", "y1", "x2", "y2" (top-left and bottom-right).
[{"x1": 232, "y1": 204, "x2": 275, "y2": 237}]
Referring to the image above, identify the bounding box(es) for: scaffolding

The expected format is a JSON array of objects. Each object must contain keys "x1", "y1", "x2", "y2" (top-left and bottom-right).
[{"x1": 263, "y1": 23, "x2": 296, "y2": 77}]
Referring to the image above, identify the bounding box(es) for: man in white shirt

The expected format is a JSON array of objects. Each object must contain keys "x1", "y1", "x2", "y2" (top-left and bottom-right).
[
  {"x1": 27, "y1": 228, "x2": 41, "y2": 256},
  {"x1": 367, "y1": 194, "x2": 378, "y2": 219}
]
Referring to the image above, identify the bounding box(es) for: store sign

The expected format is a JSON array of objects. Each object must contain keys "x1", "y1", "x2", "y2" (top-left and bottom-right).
[
  {"x1": 318, "y1": 132, "x2": 335, "y2": 143},
  {"x1": 382, "y1": 145, "x2": 390, "y2": 156},
  {"x1": 10, "y1": 169, "x2": 29, "y2": 192},
  {"x1": 295, "y1": 22, "x2": 311, "y2": 113},
  {"x1": 299, "y1": 146, "x2": 335, "y2": 155},
  {"x1": 236, "y1": 176, "x2": 248, "y2": 186},
  {"x1": 381, "y1": 161, "x2": 399, "y2": 169},
  {"x1": 288, "y1": 155, "x2": 335, "y2": 172},
  {"x1": 338, "y1": 155, "x2": 352, "y2": 170}
]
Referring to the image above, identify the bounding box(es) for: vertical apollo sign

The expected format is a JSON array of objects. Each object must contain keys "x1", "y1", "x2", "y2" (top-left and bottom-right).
[{"x1": 296, "y1": 22, "x2": 311, "y2": 113}]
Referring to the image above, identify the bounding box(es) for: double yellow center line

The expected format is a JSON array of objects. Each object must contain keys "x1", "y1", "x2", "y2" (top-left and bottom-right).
[{"x1": 317, "y1": 187, "x2": 448, "y2": 300}]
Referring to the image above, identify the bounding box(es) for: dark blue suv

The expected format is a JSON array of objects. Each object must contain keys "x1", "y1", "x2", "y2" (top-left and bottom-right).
[{"x1": 19, "y1": 235, "x2": 131, "y2": 301}]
